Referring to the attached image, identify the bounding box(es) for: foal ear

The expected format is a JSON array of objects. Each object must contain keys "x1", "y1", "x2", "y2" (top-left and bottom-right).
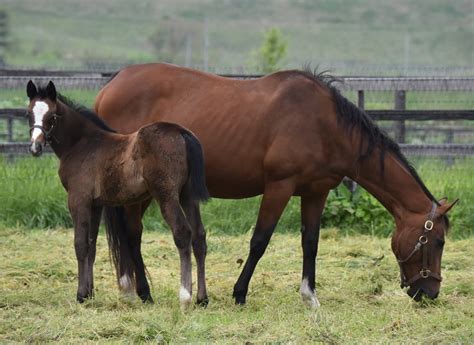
[
  {"x1": 438, "y1": 198, "x2": 459, "y2": 216},
  {"x1": 27, "y1": 80, "x2": 38, "y2": 99},
  {"x1": 46, "y1": 80, "x2": 57, "y2": 101}
]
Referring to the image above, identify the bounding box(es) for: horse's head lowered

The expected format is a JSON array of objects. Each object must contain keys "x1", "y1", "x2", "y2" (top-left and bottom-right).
[
  {"x1": 26, "y1": 80, "x2": 61, "y2": 156},
  {"x1": 392, "y1": 198, "x2": 458, "y2": 301}
]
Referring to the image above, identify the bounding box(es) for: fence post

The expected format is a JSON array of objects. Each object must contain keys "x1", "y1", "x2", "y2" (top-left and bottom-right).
[
  {"x1": 7, "y1": 115, "x2": 13, "y2": 142},
  {"x1": 394, "y1": 90, "x2": 406, "y2": 143},
  {"x1": 358, "y1": 90, "x2": 365, "y2": 110}
]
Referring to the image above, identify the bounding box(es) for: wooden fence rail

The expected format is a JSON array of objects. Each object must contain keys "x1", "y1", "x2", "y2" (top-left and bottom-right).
[{"x1": 1, "y1": 72, "x2": 473, "y2": 156}]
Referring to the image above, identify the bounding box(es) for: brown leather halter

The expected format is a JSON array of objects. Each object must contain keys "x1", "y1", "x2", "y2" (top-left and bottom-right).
[
  {"x1": 29, "y1": 114, "x2": 61, "y2": 144},
  {"x1": 397, "y1": 203, "x2": 442, "y2": 288}
]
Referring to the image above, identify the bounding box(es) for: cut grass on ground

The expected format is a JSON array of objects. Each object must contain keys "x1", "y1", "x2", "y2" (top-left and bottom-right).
[{"x1": 0, "y1": 228, "x2": 472, "y2": 343}]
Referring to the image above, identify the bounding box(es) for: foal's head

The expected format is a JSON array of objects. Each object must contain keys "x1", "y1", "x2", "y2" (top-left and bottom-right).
[
  {"x1": 392, "y1": 199, "x2": 457, "y2": 301},
  {"x1": 26, "y1": 80, "x2": 60, "y2": 156}
]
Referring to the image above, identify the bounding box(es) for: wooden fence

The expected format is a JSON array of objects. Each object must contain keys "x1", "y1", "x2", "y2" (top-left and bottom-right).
[{"x1": 1, "y1": 71, "x2": 473, "y2": 156}]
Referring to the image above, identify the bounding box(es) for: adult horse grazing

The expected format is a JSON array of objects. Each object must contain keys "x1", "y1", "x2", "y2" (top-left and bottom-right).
[
  {"x1": 26, "y1": 80, "x2": 209, "y2": 308},
  {"x1": 95, "y1": 63, "x2": 458, "y2": 306}
]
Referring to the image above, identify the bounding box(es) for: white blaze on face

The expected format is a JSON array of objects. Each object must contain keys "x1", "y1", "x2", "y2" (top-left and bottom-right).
[{"x1": 31, "y1": 101, "x2": 49, "y2": 142}]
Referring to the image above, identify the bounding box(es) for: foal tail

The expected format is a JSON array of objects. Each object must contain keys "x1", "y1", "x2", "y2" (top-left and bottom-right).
[
  {"x1": 181, "y1": 131, "x2": 210, "y2": 202},
  {"x1": 103, "y1": 206, "x2": 136, "y2": 288}
]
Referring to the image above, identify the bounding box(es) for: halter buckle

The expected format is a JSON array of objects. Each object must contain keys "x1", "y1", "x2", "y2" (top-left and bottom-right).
[
  {"x1": 424, "y1": 220, "x2": 434, "y2": 231},
  {"x1": 420, "y1": 269, "x2": 431, "y2": 279},
  {"x1": 419, "y1": 235, "x2": 428, "y2": 245}
]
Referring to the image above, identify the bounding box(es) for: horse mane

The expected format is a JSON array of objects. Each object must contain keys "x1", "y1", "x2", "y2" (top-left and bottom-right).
[
  {"x1": 56, "y1": 93, "x2": 116, "y2": 133},
  {"x1": 298, "y1": 67, "x2": 439, "y2": 206}
]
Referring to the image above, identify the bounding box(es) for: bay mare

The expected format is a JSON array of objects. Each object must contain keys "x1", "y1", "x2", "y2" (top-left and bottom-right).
[
  {"x1": 95, "y1": 63, "x2": 457, "y2": 306},
  {"x1": 26, "y1": 80, "x2": 209, "y2": 308}
]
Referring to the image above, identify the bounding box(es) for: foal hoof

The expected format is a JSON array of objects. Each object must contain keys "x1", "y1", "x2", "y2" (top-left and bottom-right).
[
  {"x1": 140, "y1": 294, "x2": 154, "y2": 304},
  {"x1": 196, "y1": 296, "x2": 209, "y2": 307}
]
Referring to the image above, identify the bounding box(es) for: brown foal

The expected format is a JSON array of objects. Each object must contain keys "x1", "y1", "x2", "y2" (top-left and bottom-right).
[{"x1": 26, "y1": 80, "x2": 209, "y2": 308}]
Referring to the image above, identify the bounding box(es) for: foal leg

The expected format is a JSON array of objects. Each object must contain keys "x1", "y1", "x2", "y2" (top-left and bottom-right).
[
  {"x1": 87, "y1": 206, "x2": 102, "y2": 296},
  {"x1": 124, "y1": 200, "x2": 153, "y2": 303},
  {"x1": 300, "y1": 193, "x2": 328, "y2": 308},
  {"x1": 233, "y1": 179, "x2": 295, "y2": 305},
  {"x1": 181, "y1": 196, "x2": 208, "y2": 306},
  {"x1": 157, "y1": 195, "x2": 193, "y2": 310},
  {"x1": 69, "y1": 200, "x2": 94, "y2": 303}
]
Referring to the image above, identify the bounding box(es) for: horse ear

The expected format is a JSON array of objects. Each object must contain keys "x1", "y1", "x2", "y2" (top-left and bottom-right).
[
  {"x1": 438, "y1": 199, "x2": 459, "y2": 216},
  {"x1": 438, "y1": 197, "x2": 448, "y2": 205},
  {"x1": 27, "y1": 80, "x2": 37, "y2": 99},
  {"x1": 46, "y1": 80, "x2": 57, "y2": 101}
]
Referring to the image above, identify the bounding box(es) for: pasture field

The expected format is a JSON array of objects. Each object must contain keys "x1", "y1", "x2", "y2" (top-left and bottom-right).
[
  {"x1": 2, "y1": 0, "x2": 473, "y2": 71},
  {"x1": 0, "y1": 155, "x2": 472, "y2": 238},
  {"x1": 0, "y1": 228, "x2": 473, "y2": 343}
]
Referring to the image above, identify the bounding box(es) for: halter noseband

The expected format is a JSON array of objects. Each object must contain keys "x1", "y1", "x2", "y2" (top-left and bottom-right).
[
  {"x1": 29, "y1": 114, "x2": 61, "y2": 144},
  {"x1": 397, "y1": 203, "x2": 442, "y2": 288}
]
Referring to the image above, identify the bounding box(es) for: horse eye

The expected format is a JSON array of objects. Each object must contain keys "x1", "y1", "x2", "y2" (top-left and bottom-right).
[{"x1": 436, "y1": 239, "x2": 445, "y2": 248}]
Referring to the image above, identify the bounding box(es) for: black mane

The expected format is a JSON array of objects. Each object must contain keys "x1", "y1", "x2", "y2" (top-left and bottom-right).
[
  {"x1": 299, "y1": 67, "x2": 438, "y2": 205},
  {"x1": 56, "y1": 93, "x2": 116, "y2": 133}
]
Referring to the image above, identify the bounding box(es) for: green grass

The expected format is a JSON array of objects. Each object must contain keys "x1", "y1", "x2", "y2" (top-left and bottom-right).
[
  {"x1": 0, "y1": 155, "x2": 472, "y2": 239},
  {"x1": 1, "y1": 0, "x2": 473, "y2": 72},
  {"x1": 0, "y1": 228, "x2": 473, "y2": 343}
]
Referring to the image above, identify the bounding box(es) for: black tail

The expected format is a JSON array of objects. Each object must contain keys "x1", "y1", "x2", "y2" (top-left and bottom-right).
[
  {"x1": 181, "y1": 131, "x2": 210, "y2": 202},
  {"x1": 103, "y1": 206, "x2": 136, "y2": 288}
]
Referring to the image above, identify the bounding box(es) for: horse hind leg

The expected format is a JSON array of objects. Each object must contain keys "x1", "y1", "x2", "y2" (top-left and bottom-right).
[
  {"x1": 156, "y1": 193, "x2": 193, "y2": 310},
  {"x1": 300, "y1": 193, "x2": 328, "y2": 308},
  {"x1": 181, "y1": 189, "x2": 208, "y2": 306}
]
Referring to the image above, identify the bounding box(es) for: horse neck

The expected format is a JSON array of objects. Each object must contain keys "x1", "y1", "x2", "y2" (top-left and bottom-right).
[
  {"x1": 50, "y1": 102, "x2": 103, "y2": 159},
  {"x1": 350, "y1": 150, "x2": 434, "y2": 223}
]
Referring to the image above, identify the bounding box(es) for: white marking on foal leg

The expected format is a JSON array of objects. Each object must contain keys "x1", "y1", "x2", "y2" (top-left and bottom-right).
[
  {"x1": 179, "y1": 285, "x2": 192, "y2": 309},
  {"x1": 119, "y1": 274, "x2": 135, "y2": 298},
  {"x1": 300, "y1": 277, "x2": 320, "y2": 308}
]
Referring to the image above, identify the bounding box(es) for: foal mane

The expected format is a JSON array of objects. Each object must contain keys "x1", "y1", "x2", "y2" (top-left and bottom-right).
[
  {"x1": 299, "y1": 67, "x2": 439, "y2": 206},
  {"x1": 57, "y1": 93, "x2": 116, "y2": 133}
]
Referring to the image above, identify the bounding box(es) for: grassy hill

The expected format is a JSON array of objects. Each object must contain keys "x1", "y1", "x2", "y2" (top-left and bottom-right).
[{"x1": 1, "y1": 0, "x2": 473, "y2": 74}]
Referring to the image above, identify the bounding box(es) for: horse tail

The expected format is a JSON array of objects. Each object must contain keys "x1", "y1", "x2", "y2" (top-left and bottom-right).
[
  {"x1": 103, "y1": 206, "x2": 136, "y2": 289},
  {"x1": 181, "y1": 131, "x2": 210, "y2": 202}
]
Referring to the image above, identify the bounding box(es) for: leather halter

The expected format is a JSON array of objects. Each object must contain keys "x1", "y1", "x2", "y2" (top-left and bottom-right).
[
  {"x1": 29, "y1": 114, "x2": 61, "y2": 144},
  {"x1": 397, "y1": 203, "x2": 442, "y2": 288}
]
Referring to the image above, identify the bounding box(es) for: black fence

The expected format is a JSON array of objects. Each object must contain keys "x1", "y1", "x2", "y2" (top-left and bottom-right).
[{"x1": 1, "y1": 70, "x2": 473, "y2": 157}]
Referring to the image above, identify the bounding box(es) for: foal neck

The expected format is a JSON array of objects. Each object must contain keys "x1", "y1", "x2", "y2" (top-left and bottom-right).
[{"x1": 50, "y1": 101, "x2": 108, "y2": 158}]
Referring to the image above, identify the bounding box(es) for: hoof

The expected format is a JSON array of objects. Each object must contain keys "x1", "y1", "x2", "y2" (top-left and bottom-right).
[
  {"x1": 300, "y1": 278, "x2": 320, "y2": 309},
  {"x1": 233, "y1": 293, "x2": 247, "y2": 305},
  {"x1": 140, "y1": 294, "x2": 154, "y2": 304},
  {"x1": 196, "y1": 296, "x2": 209, "y2": 307},
  {"x1": 76, "y1": 293, "x2": 92, "y2": 303},
  {"x1": 179, "y1": 286, "x2": 192, "y2": 311}
]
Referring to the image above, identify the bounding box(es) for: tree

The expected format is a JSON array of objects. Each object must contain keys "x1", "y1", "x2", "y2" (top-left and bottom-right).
[{"x1": 253, "y1": 27, "x2": 288, "y2": 73}]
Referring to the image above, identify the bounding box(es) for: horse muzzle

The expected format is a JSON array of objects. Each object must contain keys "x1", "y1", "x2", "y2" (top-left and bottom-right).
[
  {"x1": 406, "y1": 280, "x2": 440, "y2": 301},
  {"x1": 29, "y1": 142, "x2": 44, "y2": 157}
]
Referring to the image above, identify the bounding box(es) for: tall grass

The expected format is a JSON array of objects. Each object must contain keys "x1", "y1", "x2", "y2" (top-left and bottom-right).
[{"x1": 0, "y1": 155, "x2": 472, "y2": 238}]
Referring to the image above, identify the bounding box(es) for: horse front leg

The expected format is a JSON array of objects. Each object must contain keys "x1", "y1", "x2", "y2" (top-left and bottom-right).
[
  {"x1": 87, "y1": 206, "x2": 102, "y2": 296},
  {"x1": 300, "y1": 193, "x2": 328, "y2": 308},
  {"x1": 69, "y1": 198, "x2": 94, "y2": 303},
  {"x1": 233, "y1": 179, "x2": 295, "y2": 305}
]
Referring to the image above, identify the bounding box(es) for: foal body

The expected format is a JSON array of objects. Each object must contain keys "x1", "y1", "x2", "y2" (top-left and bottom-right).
[{"x1": 27, "y1": 81, "x2": 209, "y2": 307}]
